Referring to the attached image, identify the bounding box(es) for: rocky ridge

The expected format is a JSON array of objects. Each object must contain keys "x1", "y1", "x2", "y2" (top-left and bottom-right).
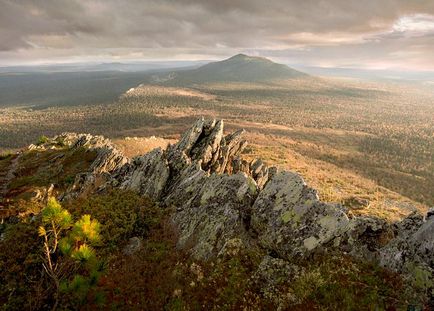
[{"x1": 31, "y1": 118, "x2": 433, "y2": 298}]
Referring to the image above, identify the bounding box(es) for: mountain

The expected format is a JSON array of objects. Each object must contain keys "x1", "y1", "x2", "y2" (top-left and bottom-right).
[{"x1": 159, "y1": 54, "x2": 308, "y2": 85}]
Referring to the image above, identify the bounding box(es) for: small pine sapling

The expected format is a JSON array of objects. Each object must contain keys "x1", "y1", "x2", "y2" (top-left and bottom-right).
[
  {"x1": 38, "y1": 197, "x2": 73, "y2": 310},
  {"x1": 38, "y1": 197, "x2": 103, "y2": 310}
]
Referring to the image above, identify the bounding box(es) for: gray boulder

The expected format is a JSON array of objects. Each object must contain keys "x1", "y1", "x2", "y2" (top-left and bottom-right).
[
  {"x1": 119, "y1": 148, "x2": 169, "y2": 200},
  {"x1": 251, "y1": 171, "x2": 350, "y2": 259},
  {"x1": 171, "y1": 171, "x2": 258, "y2": 259}
]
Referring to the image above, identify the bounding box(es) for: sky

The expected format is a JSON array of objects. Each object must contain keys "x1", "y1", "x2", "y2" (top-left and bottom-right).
[{"x1": 1, "y1": 0, "x2": 434, "y2": 71}]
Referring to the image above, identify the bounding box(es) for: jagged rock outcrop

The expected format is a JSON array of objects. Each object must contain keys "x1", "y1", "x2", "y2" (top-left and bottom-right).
[
  {"x1": 57, "y1": 133, "x2": 128, "y2": 175},
  {"x1": 411, "y1": 212, "x2": 434, "y2": 267},
  {"x1": 251, "y1": 171, "x2": 350, "y2": 260},
  {"x1": 116, "y1": 148, "x2": 169, "y2": 199},
  {"x1": 34, "y1": 118, "x2": 432, "y2": 295},
  {"x1": 110, "y1": 119, "x2": 432, "y2": 281},
  {"x1": 42, "y1": 133, "x2": 129, "y2": 199},
  {"x1": 165, "y1": 118, "x2": 248, "y2": 175},
  {"x1": 111, "y1": 118, "x2": 260, "y2": 258},
  {"x1": 378, "y1": 211, "x2": 434, "y2": 283},
  {"x1": 169, "y1": 170, "x2": 257, "y2": 259}
]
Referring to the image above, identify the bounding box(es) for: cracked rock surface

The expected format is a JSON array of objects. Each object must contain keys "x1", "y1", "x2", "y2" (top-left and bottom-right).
[{"x1": 43, "y1": 118, "x2": 432, "y2": 291}]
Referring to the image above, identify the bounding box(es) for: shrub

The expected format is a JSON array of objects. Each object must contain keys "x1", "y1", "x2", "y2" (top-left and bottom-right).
[
  {"x1": 64, "y1": 175, "x2": 75, "y2": 185},
  {"x1": 65, "y1": 189, "x2": 162, "y2": 250},
  {"x1": 0, "y1": 221, "x2": 46, "y2": 310},
  {"x1": 55, "y1": 137, "x2": 66, "y2": 147},
  {"x1": 36, "y1": 135, "x2": 49, "y2": 146},
  {"x1": 290, "y1": 255, "x2": 413, "y2": 309},
  {"x1": 0, "y1": 152, "x2": 13, "y2": 160}
]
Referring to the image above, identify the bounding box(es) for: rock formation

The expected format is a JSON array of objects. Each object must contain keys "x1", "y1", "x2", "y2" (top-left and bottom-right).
[
  {"x1": 32, "y1": 132, "x2": 129, "y2": 200},
  {"x1": 33, "y1": 118, "x2": 432, "y2": 295}
]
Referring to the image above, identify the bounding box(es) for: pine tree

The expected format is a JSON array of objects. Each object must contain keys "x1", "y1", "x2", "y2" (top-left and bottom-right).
[{"x1": 38, "y1": 197, "x2": 102, "y2": 310}]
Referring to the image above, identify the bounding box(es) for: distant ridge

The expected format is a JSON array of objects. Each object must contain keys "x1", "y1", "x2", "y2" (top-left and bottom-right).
[{"x1": 159, "y1": 54, "x2": 308, "y2": 85}]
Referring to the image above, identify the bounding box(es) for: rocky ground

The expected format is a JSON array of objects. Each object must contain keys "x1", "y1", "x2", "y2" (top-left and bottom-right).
[{"x1": 1, "y1": 118, "x2": 433, "y2": 309}]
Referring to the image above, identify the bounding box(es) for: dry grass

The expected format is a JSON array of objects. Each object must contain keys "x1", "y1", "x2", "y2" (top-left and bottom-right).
[
  {"x1": 1, "y1": 78, "x2": 432, "y2": 220},
  {"x1": 111, "y1": 124, "x2": 426, "y2": 221},
  {"x1": 240, "y1": 131, "x2": 426, "y2": 221},
  {"x1": 113, "y1": 136, "x2": 176, "y2": 158}
]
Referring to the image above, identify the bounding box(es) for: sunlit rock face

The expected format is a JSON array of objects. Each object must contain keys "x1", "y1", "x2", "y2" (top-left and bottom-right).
[
  {"x1": 53, "y1": 118, "x2": 432, "y2": 287},
  {"x1": 251, "y1": 171, "x2": 350, "y2": 260}
]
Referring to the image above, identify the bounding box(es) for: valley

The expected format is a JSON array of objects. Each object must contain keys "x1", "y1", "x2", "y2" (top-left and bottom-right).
[{"x1": 1, "y1": 60, "x2": 433, "y2": 219}]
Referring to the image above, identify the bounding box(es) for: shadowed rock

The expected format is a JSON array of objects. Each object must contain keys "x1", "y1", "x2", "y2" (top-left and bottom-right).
[
  {"x1": 118, "y1": 148, "x2": 169, "y2": 199},
  {"x1": 31, "y1": 118, "x2": 432, "y2": 291}
]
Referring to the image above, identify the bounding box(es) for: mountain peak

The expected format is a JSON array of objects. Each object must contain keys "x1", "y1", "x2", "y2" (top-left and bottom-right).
[
  {"x1": 226, "y1": 53, "x2": 267, "y2": 62},
  {"x1": 161, "y1": 54, "x2": 308, "y2": 85},
  {"x1": 229, "y1": 53, "x2": 250, "y2": 59}
]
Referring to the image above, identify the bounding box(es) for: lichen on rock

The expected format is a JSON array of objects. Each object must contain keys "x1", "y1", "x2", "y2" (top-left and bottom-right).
[
  {"x1": 250, "y1": 171, "x2": 350, "y2": 259},
  {"x1": 33, "y1": 118, "x2": 432, "y2": 299}
]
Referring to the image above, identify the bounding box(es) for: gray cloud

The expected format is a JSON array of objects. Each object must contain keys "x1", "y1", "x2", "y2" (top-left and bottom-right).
[{"x1": 0, "y1": 0, "x2": 433, "y2": 70}]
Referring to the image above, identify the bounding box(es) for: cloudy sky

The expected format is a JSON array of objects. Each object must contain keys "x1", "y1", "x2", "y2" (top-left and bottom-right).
[{"x1": 1, "y1": 0, "x2": 434, "y2": 70}]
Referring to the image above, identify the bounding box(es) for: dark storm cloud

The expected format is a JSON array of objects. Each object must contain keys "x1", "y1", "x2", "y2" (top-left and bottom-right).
[{"x1": 0, "y1": 0, "x2": 433, "y2": 69}]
